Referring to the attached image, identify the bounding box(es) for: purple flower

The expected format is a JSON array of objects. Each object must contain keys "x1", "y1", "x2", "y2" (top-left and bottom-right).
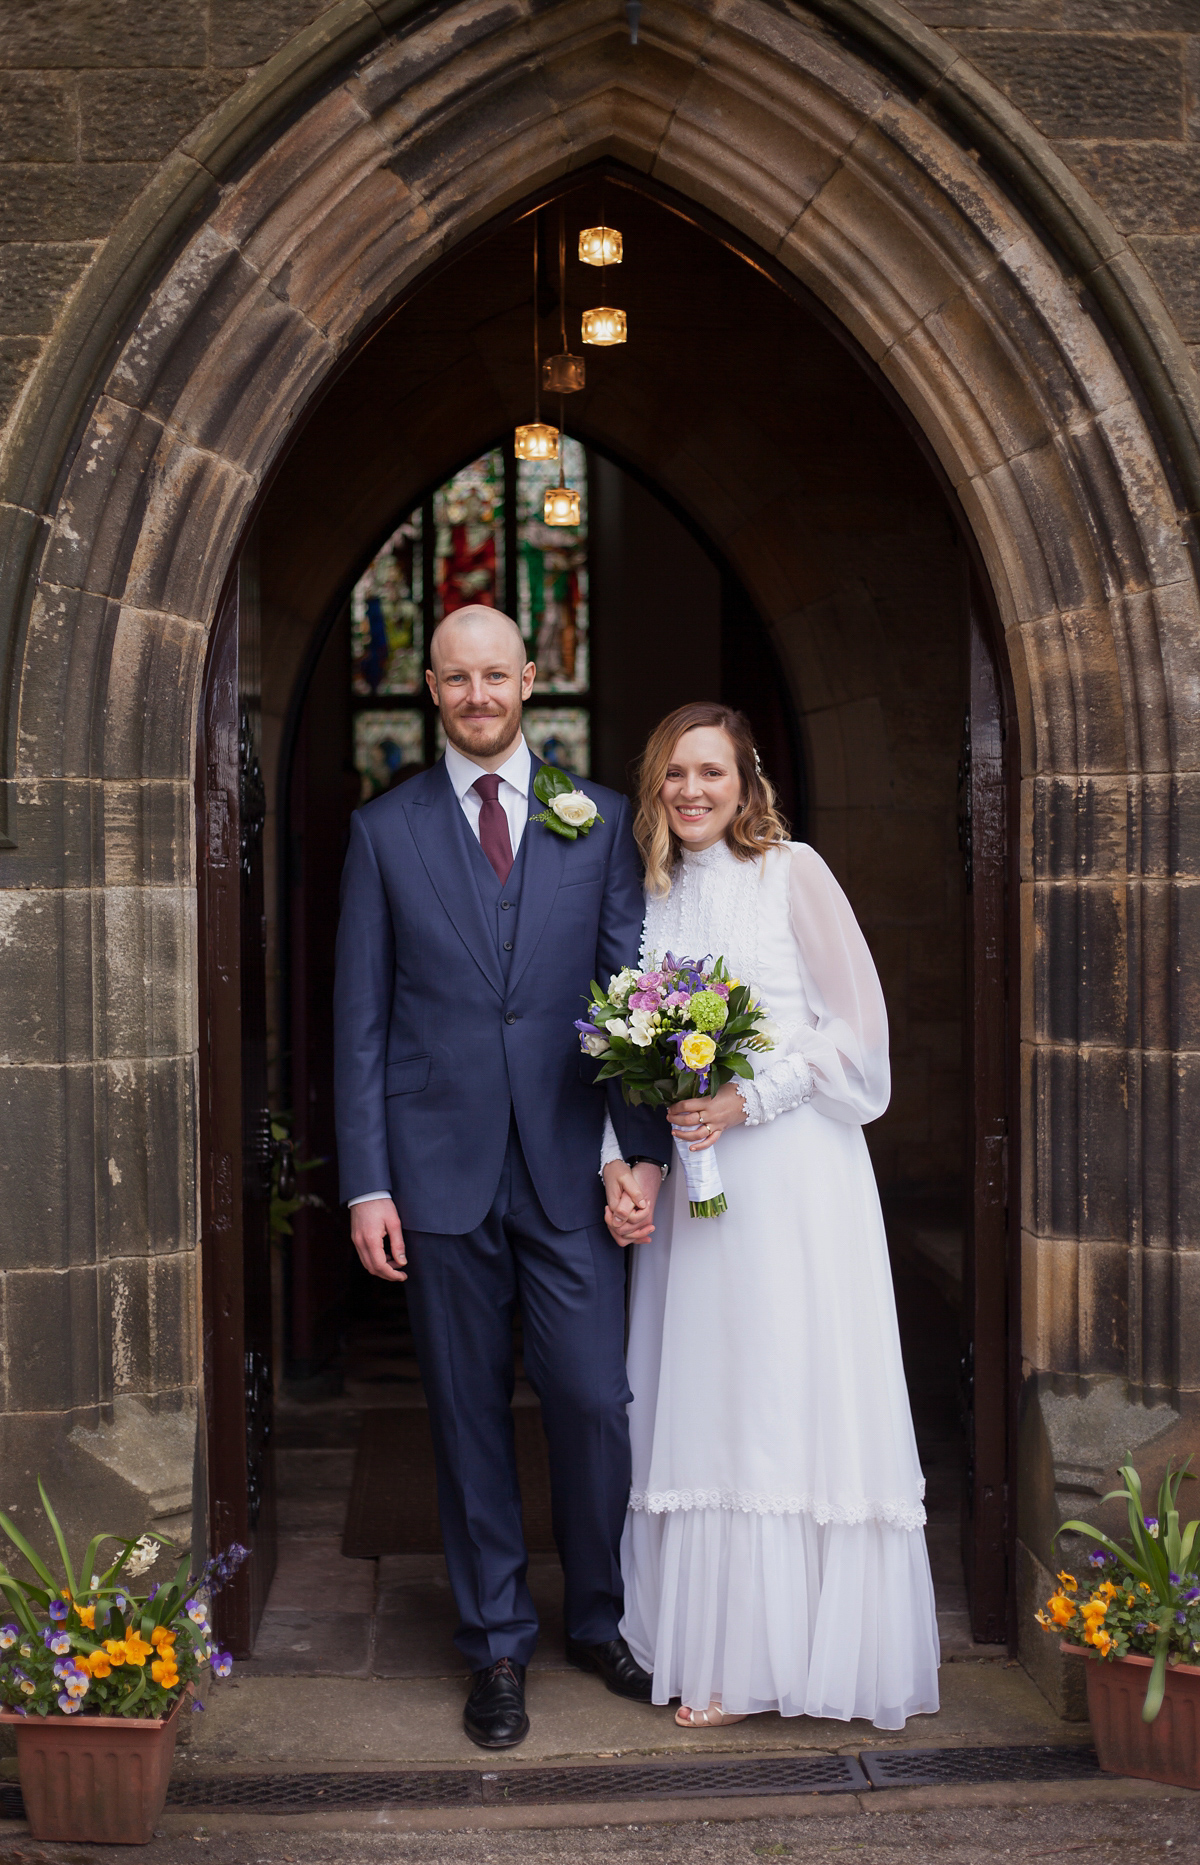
[
  {"x1": 635, "y1": 972, "x2": 663, "y2": 990},
  {"x1": 1144, "y1": 1517, "x2": 1159, "y2": 1537},
  {"x1": 1088, "y1": 1550, "x2": 1109, "y2": 1569},
  {"x1": 191, "y1": 1699, "x2": 205, "y2": 1713},
  {"x1": 0, "y1": 1625, "x2": 17, "y2": 1649},
  {"x1": 628, "y1": 990, "x2": 660, "y2": 1010},
  {"x1": 1177, "y1": 1612, "x2": 1188, "y2": 1624},
  {"x1": 711, "y1": 982, "x2": 730, "y2": 999},
  {"x1": 45, "y1": 1630, "x2": 70, "y2": 1655},
  {"x1": 663, "y1": 991, "x2": 691, "y2": 1008},
  {"x1": 57, "y1": 1692, "x2": 81, "y2": 1714},
  {"x1": 48, "y1": 1599, "x2": 69, "y2": 1623},
  {"x1": 210, "y1": 1650, "x2": 233, "y2": 1678},
  {"x1": 1183, "y1": 1588, "x2": 1200, "y2": 1603}
]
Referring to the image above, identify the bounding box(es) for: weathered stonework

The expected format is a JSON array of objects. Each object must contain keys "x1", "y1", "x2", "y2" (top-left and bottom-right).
[{"x1": 0, "y1": 0, "x2": 1197, "y2": 1709}]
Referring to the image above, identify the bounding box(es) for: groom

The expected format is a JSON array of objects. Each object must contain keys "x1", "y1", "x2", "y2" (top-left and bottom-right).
[{"x1": 334, "y1": 605, "x2": 668, "y2": 1748}]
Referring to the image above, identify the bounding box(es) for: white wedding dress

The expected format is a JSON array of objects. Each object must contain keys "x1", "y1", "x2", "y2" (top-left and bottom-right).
[{"x1": 607, "y1": 839, "x2": 940, "y2": 1728}]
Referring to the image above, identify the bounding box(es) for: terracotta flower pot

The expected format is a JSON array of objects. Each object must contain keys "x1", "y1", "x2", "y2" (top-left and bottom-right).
[
  {"x1": 0, "y1": 1698, "x2": 181, "y2": 1844},
  {"x1": 1063, "y1": 1642, "x2": 1200, "y2": 1790}
]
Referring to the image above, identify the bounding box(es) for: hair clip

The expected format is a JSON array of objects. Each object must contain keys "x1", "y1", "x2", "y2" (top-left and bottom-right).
[{"x1": 752, "y1": 748, "x2": 763, "y2": 776}]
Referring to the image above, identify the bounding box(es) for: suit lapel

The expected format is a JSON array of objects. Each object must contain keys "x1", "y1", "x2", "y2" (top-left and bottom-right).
[
  {"x1": 507, "y1": 758, "x2": 569, "y2": 995},
  {"x1": 406, "y1": 761, "x2": 506, "y2": 999}
]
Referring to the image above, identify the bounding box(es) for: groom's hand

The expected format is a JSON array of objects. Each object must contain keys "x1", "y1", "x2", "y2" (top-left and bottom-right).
[
  {"x1": 603, "y1": 1161, "x2": 662, "y2": 1248},
  {"x1": 350, "y1": 1197, "x2": 408, "y2": 1281}
]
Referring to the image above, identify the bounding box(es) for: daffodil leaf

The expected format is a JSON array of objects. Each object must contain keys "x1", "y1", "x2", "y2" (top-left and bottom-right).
[
  {"x1": 0, "y1": 1509, "x2": 57, "y2": 1592},
  {"x1": 36, "y1": 1480, "x2": 78, "y2": 1600}
]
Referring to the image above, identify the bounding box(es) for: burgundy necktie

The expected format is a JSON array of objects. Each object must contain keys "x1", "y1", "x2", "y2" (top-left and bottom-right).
[{"x1": 473, "y1": 773, "x2": 514, "y2": 884}]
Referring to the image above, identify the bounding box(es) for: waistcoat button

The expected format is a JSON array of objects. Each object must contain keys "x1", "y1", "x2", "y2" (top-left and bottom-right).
[{"x1": 505, "y1": 1012, "x2": 517, "y2": 1024}]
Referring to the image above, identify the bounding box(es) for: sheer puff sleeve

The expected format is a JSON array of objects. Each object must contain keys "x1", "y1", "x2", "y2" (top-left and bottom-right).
[
  {"x1": 736, "y1": 844, "x2": 890, "y2": 1129},
  {"x1": 782, "y1": 842, "x2": 890, "y2": 1126}
]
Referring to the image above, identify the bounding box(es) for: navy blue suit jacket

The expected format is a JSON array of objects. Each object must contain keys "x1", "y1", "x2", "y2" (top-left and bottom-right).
[{"x1": 333, "y1": 754, "x2": 669, "y2": 1235}]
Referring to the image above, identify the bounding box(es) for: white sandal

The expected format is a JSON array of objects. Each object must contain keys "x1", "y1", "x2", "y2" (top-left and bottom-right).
[{"x1": 675, "y1": 1702, "x2": 749, "y2": 1727}]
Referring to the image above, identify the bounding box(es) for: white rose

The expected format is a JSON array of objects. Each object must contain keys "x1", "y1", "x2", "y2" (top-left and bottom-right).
[
  {"x1": 607, "y1": 1017, "x2": 629, "y2": 1041},
  {"x1": 583, "y1": 1032, "x2": 608, "y2": 1057},
  {"x1": 608, "y1": 969, "x2": 636, "y2": 1006},
  {"x1": 628, "y1": 1008, "x2": 658, "y2": 1047},
  {"x1": 550, "y1": 790, "x2": 598, "y2": 828}
]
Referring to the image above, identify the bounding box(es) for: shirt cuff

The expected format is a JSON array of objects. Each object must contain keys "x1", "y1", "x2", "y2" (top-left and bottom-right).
[{"x1": 347, "y1": 1191, "x2": 391, "y2": 1206}]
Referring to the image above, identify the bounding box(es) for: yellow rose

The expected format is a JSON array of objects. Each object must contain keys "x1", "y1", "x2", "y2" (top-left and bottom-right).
[{"x1": 680, "y1": 1032, "x2": 717, "y2": 1071}]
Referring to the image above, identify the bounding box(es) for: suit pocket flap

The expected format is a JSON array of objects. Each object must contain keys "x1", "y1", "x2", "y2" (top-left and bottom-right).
[{"x1": 385, "y1": 1054, "x2": 431, "y2": 1096}]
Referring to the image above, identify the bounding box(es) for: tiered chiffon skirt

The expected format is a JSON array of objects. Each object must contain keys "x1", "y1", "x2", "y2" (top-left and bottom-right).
[{"x1": 619, "y1": 1104, "x2": 940, "y2": 1729}]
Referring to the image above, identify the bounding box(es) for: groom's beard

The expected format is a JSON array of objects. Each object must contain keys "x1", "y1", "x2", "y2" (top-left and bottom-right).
[{"x1": 439, "y1": 696, "x2": 523, "y2": 762}]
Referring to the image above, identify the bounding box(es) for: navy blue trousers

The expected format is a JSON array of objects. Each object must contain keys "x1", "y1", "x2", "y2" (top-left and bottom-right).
[{"x1": 403, "y1": 1126, "x2": 632, "y2": 1669}]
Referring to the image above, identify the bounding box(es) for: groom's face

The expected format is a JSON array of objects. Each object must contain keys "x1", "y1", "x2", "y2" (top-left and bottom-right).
[{"x1": 427, "y1": 612, "x2": 536, "y2": 762}]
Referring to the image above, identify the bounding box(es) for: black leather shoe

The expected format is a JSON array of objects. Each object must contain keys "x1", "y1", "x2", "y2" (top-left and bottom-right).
[
  {"x1": 565, "y1": 1635, "x2": 653, "y2": 1702},
  {"x1": 463, "y1": 1657, "x2": 529, "y2": 1749}
]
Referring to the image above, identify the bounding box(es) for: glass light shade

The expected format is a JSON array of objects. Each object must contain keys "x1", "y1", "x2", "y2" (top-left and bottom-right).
[
  {"x1": 581, "y1": 307, "x2": 627, "y2": 347},
  {"x1": 514, "y1": 422, "x2": 560, "y2": 461},
  {"x1": 544, "y1": 484, "x2": 582, "y2": 527},
  {"x1": 542, "y1": 352, "x2": 586, "y2": 394},
  {"x1": 579, "y1": 225, "x2": 623, "y2": 266}
]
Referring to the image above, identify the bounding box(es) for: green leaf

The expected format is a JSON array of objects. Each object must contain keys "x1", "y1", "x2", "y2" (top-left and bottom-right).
[
  {"x1": 0, "y1": 1575, "x2": 39, "y2": 1635},
  {"x1": 533, "y1": 766, "x2": 574, "y2": 804},
  {"x1": 36, "y1": 1480, "x2": 78, "y2": 1600},
  {"x1": 0, "y1": 1511, "x2": 57, "y2": 1591}
]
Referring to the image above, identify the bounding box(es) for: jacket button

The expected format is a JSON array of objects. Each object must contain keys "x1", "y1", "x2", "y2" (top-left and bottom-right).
[
  {"x1": 500, "y1": 900, "x2": 512, "y2": 910},
  {"x1": 505, "y1": 1012, "x2": 517, "y2": 1024},
  {"x1": 503, "y1": 939, "x2": 514, "y2": 951}
]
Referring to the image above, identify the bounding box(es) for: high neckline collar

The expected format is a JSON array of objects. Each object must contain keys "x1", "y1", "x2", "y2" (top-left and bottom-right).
[{"x1": 679, "y1": 836, "x2": 739, "y2": 870}]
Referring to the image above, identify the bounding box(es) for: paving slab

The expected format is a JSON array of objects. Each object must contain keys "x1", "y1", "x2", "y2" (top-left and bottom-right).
[{"x1": 178, "y1": 1657, "x2": 1080, "y2": 1770}]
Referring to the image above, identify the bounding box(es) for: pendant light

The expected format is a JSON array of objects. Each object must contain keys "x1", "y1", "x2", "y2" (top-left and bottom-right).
[
  {"x1": 544, "y1": 205, "x2": 583, "y2": 527},
  {"x1": 514, "y1": 214, "x2": 560, "y2": 462},
  {"x1": 542, "y1": 205, "x2": 586, "y2": 396},
  {"x1": 580, "y1": 196, "x2": 627, "y2": 347}
]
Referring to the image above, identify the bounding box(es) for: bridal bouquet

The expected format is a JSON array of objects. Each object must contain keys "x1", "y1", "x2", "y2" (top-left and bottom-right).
[{"x1": 576, "y1": 954, "x2": 776, "y2": 1217}]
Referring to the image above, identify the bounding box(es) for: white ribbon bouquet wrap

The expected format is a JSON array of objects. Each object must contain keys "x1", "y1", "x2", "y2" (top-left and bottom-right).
[{"x1": 576, "y1": 954, "x2": 776, "y2": 1218}]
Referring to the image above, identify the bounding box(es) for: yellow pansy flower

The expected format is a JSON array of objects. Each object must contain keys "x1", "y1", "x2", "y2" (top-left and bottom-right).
[
  {"x1": 1056, "y1": 1571, "x2": 1078, "y2": 1593},
  {"x1": 150, "y1": 1625, "x2": 175, "y2": 1649},
  {"x1": 122, "y1": 1631, "x2": 153, "y2": 1667},
  {"x1": 150, "y1": 1658, "x2": 179, "y2": 1688},
  {"x1": 85, "y1": 1650, "x2": 112, "y2": 1678},
  {"x1": 1097, "y1": 1581, "x2": 1118, "y2": 1602},
  {"x1": 74, "y1": 1604, "x2": 96, "y2": 1630},
  {"x1": 103, "y1": 1639, "x2": 128, "y2": 1666},
  {"x1": 1047, "y1": 1593, "x2": 1076, "y2": 1627}
]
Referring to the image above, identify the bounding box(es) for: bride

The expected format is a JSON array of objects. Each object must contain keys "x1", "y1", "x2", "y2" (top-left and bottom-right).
[{"x1": 601, "y1": 702, "x2": 940, "y2": 1731}]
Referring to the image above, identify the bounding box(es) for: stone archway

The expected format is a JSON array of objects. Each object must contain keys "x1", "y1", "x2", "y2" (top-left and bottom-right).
[{"x1": 1, "y1": 0, "x2": 1197, "y2": 1697}]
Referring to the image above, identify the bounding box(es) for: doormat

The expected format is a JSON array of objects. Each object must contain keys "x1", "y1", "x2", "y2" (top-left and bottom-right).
[{"x1": 341, "y1": 1405, "x2": 555, "y2": 1557}]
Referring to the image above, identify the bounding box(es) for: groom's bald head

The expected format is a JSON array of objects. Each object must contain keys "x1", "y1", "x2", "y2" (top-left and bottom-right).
[
  {"x1": 427, "y1": 605, "x2": 536, "y2": 766},
  {"x1": 429, "y1": 604, "x2": 526, "y2": 674}
]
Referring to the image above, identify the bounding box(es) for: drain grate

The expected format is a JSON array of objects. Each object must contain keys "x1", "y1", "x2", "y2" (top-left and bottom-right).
[
  {"x1": 861, "y1": 1744, "x2": 1102, "y2": 1789},
  {"x1": 167, "y1": 1770, "x2": 479, "y2": 1812},
  {"x1": 477, "y1": 1756, "x2": 867, "y2": 1802},
  {"x1": 0, "y1": 1745, "x2": 1107, "y2": 1822}
]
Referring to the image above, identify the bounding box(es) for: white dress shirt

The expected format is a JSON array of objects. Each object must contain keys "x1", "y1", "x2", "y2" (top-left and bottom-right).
[
  {"x1": 349, "y1": 736, "x2": 533, "y2": 1208},
  {"x1": 443, "y1": 735, "x2": 531, "y2": 856}
]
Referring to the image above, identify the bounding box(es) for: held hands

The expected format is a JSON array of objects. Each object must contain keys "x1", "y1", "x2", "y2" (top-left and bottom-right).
[
  {"x1": 668, "y1": 1082, "x2": 747, "y2": 1152},
  {"x1": 603, "y1": 1160, "x2": 663, "y2": 1248},
  {"x1": 350, "y1": 1196, "x2": 408, "y2": 1281}
]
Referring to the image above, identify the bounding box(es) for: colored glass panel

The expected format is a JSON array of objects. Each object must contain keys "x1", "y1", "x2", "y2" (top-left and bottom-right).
[
  {"x1": 350, "y1": 516, "x2": 423, "y2": 695},
  {"x1": 517, "y1": 439, "x2": 589, "y2": 694},
  {"x1": 354, "y1": 709, "x2": 426, "y2": 801},
  {"x1": 524, "y1": 707, "x2": 590, "y2": 776},
  {"x1": 433, "y1": 451, "x2": 505, "y2": 621}
]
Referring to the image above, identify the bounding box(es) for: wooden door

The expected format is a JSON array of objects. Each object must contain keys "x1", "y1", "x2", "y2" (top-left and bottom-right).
[
  {"x1": 197, "y1": 537, "x2": 277, "y2": 1655},
  {"x1": 959, "y1": 585, "x2": 1011, "y2": 1644}
]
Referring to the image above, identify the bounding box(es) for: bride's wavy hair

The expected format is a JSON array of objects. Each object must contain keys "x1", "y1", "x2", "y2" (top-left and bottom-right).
[{"x1": 634, "y1": 703, "x2": 789, "y2": 897}]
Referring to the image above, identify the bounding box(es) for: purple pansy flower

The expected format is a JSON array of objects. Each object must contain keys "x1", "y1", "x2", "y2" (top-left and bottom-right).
[
  {"x1": 48, "y1": 1599, "x2": 69, "y2": 1623},
  {"x1": 210, "y1": 1650, "x2": 233, "y2": 1678}
]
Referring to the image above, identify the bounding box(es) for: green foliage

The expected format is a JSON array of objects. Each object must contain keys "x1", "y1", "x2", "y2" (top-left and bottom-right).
[
  {"x1": 1045, "y1": 1458, "x2": 1200, "y2": 1722},
  {"x1": 0, "y1": 1482, "x2": 240, "y2": 1720}
]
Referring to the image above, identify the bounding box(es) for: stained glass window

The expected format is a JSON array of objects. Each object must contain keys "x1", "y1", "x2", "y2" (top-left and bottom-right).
[
  {"x1": 351, "y1": 442, "x2": 592, "y2": 796},
  {"x1": 351, "y1": 516, "x2": 422, "y2": 696},
  {"x1": 524, "y1": 708, "x2": 590, "y2": 775},
  {"x1": 433, "y1": 451, "x2": 505, "y2": 620},
  {"x1": 354, "y1": 710, "x2": 426, "y2": 801},
  {"x1": 516, "y1": 438, "x2": 589, "y2": 694}
]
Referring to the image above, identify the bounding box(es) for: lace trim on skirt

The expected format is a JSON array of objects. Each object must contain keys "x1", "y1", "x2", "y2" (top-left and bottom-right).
[{"x1": 628, "y1": 1488, "x2": 928, "y2": 1532}]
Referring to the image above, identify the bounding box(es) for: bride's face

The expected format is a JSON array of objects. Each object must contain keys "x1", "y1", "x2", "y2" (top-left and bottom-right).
[{"x1": 659, "y1": 726, "x2": 744, "y2": 852}]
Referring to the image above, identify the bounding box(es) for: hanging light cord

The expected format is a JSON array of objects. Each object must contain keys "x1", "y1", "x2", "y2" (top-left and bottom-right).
[{"x1": 532, "y1": 216, "x2": 541, "y2": 426}]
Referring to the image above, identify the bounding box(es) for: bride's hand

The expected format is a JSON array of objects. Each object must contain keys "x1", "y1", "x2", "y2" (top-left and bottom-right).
[{"x1": 667, "y1": 1083, "x2": 747, "y2": 1152}]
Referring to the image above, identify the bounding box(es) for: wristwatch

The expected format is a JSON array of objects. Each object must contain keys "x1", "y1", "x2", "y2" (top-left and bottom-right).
[{"x1": 627, "y1": 1155, "x2": 670, "y2": 1182}]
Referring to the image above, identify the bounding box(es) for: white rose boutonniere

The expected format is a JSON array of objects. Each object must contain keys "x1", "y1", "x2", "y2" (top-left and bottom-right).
[
  {"x1": 550, "y1": 791, "x2": 598, "y2": 829},
  {"x1": 530, "y1": 764, "x2": 604, "y2": 841}
]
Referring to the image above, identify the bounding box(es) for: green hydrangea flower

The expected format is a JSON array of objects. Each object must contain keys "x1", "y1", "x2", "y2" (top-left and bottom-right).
[{"x1": 689, "y1": 989, "x2": 728, "y2": 1033}]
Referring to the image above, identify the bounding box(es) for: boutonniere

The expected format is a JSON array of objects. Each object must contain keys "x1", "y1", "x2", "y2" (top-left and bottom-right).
[{"x1": 530, "y1": 766, "x2": 604, "y2": 841}]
